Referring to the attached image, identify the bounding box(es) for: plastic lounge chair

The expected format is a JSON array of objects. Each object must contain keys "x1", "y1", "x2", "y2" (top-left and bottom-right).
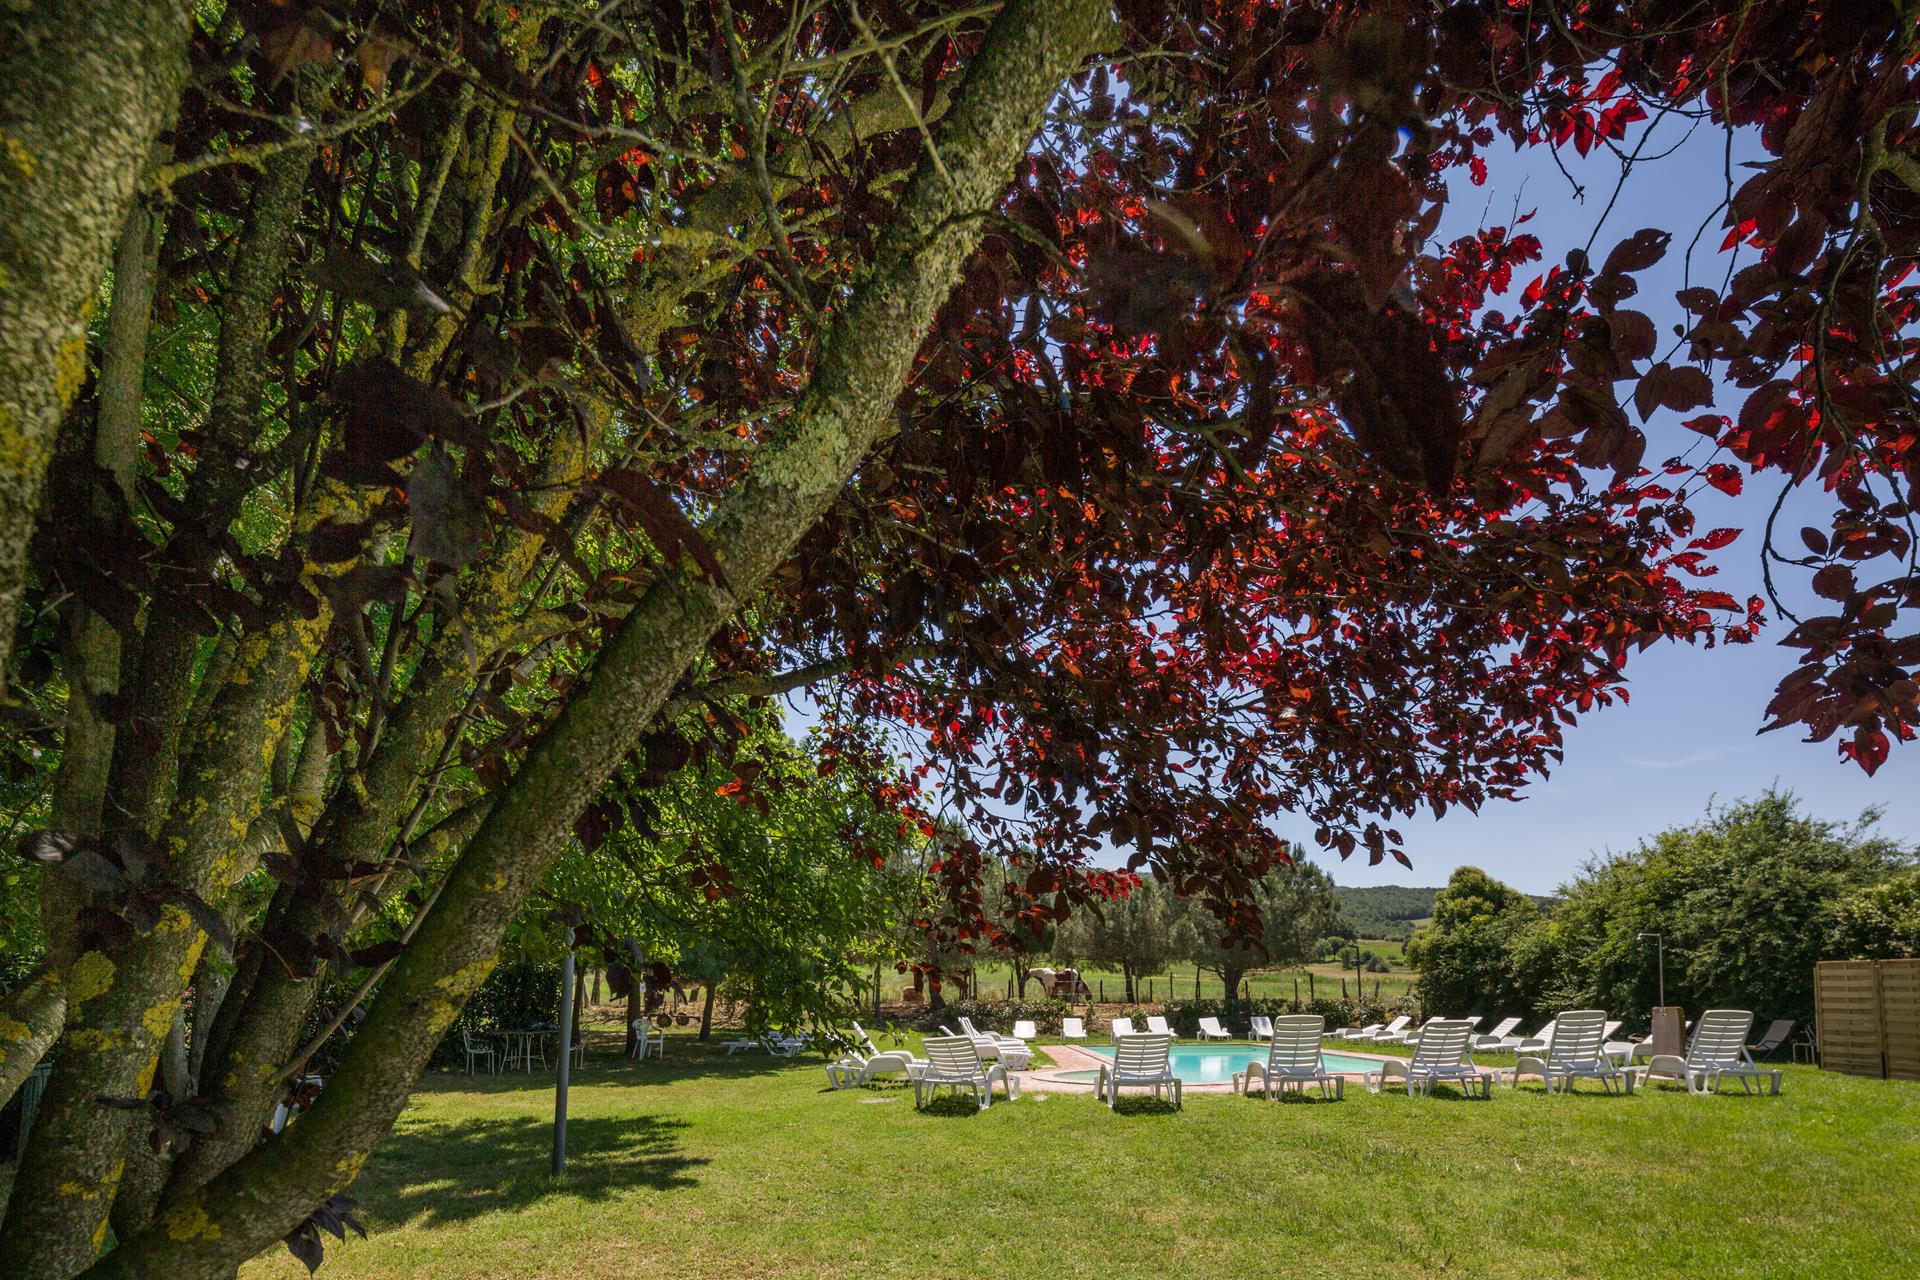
[
  {"x1": 1145, "y1": 1015, "x2": 1174, "y2": 1036},
  {"x1": 629, "y1": 1018, "x2": 666, "y2": 1061},
  {"x1": 1235, "y1": 1015, "x2": 1344, "y2": 1101},
  {"x1": 1249, "y1": 1015, "x2": 1274, "y2": 1041},
  {"x1": 957, "y1": 1016, "x2": 1018, "y2": 1064},
  {"x1": 764, "y1": 1032, "x2": 808, "y2": 1057},
  {"x1": 1098, "y1": 1033, "x2": 1181, "y2": 1109},
  {"x1": 1110, "y1": 1016, "x2": 1138, "y2": 1038},
  {"x1": 1329, "y1": 1022, "x2": 1381, "y2": 1041},
  {"x1": 826, "y1": 1045, "x2": 925, "y2": 1089},
  {"x1": 1637, "y1": 1010, "x2": 1783, "y2": 1096},
  {"x1": 913, "y1": 1034, "x2": 1019, "y2": 1110},
  {"x1": 1381, "y1": 1016, "x2": 1453, "y2": 1046},
  {"x1": 1363, "y1": 1021, "x2": 1492, "y2": 1098},
  {"x1": 1061, "y1": 1018, "x2": 1087, "y2": 1041},
  {"x1": 1351, "y1": 1016, "x2": 1413, "y2": 1044},
  {"x1": 461, "y1": 1030, "x2": 498, "y2": 1075},
  {"x1": 1508, "y1": 1019, "x2": 1558, "y2": 1054},
  {"x1": 1747, "y1": 1019, "x2": 1795, "y2": 1060},
  {"x1": 1196, "y1": 1016, "x2": 1233, "y2": 1042},
  {"x1": 1471, "y1": 1017, "x2": 1525, "y2": 1051},
  {"x1": 1507, "y1": 1010, "x2": 1634, "y2": 1095},
  {"x1": 1012, "y1": 1020, "x2": 1039, "y2": 1041}
]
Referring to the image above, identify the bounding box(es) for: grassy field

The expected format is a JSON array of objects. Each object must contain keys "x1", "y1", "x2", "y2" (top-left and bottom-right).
[
  {"x1": 239, "y1": 1028, "x2": 1920, "y2": 1280},
  {"x1": 851, "y1": 940, "x2": 1419, "y2": 1006}
]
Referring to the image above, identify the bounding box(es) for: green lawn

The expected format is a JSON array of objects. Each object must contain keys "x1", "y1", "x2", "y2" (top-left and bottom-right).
[{"x1": 239, "y1": 1030, "x2": 1920, "y2": 1280}]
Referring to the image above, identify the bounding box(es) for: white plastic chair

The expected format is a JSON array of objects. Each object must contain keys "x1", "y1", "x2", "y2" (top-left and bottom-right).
[
  {"x1": 1363, "y1": 1020, "x2": 1491, "y2": 1098},
  {"x1": 1196, "y1": 1016, "x2": 1232, "y2": 1041},
  {"x1": 1637, "y1": 1010, "x2": 1783, "y2": 1095},
  {"x1": 1110, "y1": 1016, "x2": 1138, "y2": 1038},
  {"x1": 1248, "y1": 1015, "x2": 1274, "y2": 1041},
  {"x1": 1012, "y1": 1020, "x2": 1039, "y2": 1040},
  {"x1": 1507, "y1": 1010, "x2": 1634, "y2": 1095},
  {"x1": 1236, "y1": 1015, "x2": 1343, "y2": 1101},
  {"x1": 629, "y1": 1018, "x2": 666, "y2": 1060},
  {"x1": 1061, "y1": 1017, "x2": 1087, "y2": 1040},
  {"x1": 913, "y1": 1035, "x2": 1019, "y2": 1109},
  {"x1": 1145, "y1": 1015, "x2": 1173, "y2": 1036},
  {"x1": 1098, "y1": 1033, "x2": 1181, "y2": 1109}
]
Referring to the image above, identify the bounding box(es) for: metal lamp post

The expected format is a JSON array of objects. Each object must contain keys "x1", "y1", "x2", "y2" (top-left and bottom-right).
[
  {"x1": 553, "y1": 927, "x2": 576, "y2": 1175},
  {"x1": 1637, "y1": 931, "x2": 1665, "y2": 1007}
]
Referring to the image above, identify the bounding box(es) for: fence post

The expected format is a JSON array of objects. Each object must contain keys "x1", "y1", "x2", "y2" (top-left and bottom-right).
[
  {"x1": 1308, "y1": 973, "x2": 1315, "y2": 1000},
  {"x1": 1293, "y1": 977, "x2": 1300, "y2": 1005},
  {"x1": 1341, "y1": 978, "x2": 1348, "y2": 1001},
  {"x1": 1147, "y1": 978, "x2": 1154, "y2": 1003},
  {"x1": 1099, "y1": 978, "x2": 1105, "y2": 1003}
]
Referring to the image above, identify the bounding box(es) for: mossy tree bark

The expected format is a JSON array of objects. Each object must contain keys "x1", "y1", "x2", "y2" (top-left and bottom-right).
[
  {"x1": 0, "y1": 0, "x2": 195, "y2": 697},
  {"x1": 81, "y1": 3, "x2": 1114, "y2": 1275}
]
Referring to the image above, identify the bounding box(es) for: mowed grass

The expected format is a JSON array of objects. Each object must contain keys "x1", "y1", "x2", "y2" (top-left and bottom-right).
[{"x1": 239, "y1": 1030, "x2": 1920, "y2": 1280}]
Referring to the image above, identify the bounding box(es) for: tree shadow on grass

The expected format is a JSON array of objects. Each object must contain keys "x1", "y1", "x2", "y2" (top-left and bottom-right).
[
  {"x1": 909, "y1": 1092, "x2": 1020, "y2": 1118},
  {"x1": 419, "y1": 1035, "x2": 813, "y2": 1096},
  {"x1": 1100, "y1": 1096, "x2": 1184, "y2": 1117},
  {"x1": 358, "y1": 1112, "x2": 706, "y2": 1230}
]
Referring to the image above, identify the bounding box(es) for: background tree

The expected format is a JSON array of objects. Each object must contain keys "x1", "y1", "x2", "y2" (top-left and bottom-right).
[
  {"x1": 1181, "y1": 857, "x2": 1345, "y2": 999},
  {"x1": 1543, "y1": 791, "x2": 1913, "y2": 1021},
  {"x1": 1405, "y1": 867, "x2": 1549, "y2": 1018},
  {"x1": 1055, "y1": 875, "x2": 1190, "y2": 1002},
  {"x1": 1829, "y1": 868, "x2": 1920, "y2": 962}
]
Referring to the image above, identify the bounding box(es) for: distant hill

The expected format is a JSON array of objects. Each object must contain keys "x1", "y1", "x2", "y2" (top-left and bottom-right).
[
  {"x1": 1335, "y1": 886, "x2": 1440, "y2": 940},
  {"x1": 1335, "y1": 884, "x2": 1556, "y2": 941}
]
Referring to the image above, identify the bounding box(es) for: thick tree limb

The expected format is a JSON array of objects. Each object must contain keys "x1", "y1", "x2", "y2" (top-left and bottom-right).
[
  {"x1": 0, "y1": 0, "x2": 195, "y2": 697},
  {"x1": 85, "y1": 4, "x2": 1115, "y2": 1274}
]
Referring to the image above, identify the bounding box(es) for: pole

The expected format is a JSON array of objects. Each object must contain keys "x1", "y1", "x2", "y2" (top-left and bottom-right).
[{"x1": 553, "y1": 930, "x2": 576, "y2": 1175}]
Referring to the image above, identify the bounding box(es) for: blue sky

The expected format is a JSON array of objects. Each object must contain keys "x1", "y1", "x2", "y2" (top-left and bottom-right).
[{"x1": 1317, "y1": 112, "x2": 1919, "y2": 894}]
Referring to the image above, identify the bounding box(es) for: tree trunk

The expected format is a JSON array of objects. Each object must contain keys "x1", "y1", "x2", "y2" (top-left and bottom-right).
[
  {"x1": 0, "y1": 966, "x2": 66, "y2": 1111},
  {"x1": 0, "y1": 0, "x2": 194, "y2": 698},
  {"x1": 82, "y1": 5, "x2": 1115, "y2": 1274},
  {"x1": 50, "y1": 188, "x2": 163, "y2": 833},
  {"x1": 699, "y1": 984, "x2": 717, "y2": 1041}
]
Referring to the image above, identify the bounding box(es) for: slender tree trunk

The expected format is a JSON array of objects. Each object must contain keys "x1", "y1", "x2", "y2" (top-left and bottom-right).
[
  {"x1": 50, "y1": 188, "x2": 163, "y2": 834},
  {"x1": 0, "y1": 0, "x2": 194, "y2": 698},
  {"x1": 0, "y1": 966, "x2": 66, "y2": 1111},
  {"x1": 699, "y1": 985, "x2": 717, "y2": 1041}
]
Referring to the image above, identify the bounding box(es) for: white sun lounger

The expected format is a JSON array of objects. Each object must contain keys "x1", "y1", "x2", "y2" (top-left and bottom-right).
[
  {"x1": 1471, "y1": 1017, "x2": 1525, "y2": 1050},
  {"x1": 1507, "y1": 1010, "x2": 1634, "y2": 1095},
  {"x1": 1636, "y1": 1010, "x2": 1783, "y2": 1095},
  {"x1": 1249, "y1": 1015, "x2": 1275, "y2": 1041},
  {"x1": 1329, "y1": 1022, "x2": 1381, "y2": 1041},
  {"x1": 914, "y1": 1035, "x2": 1020, "y2": 1110},
  {"x1": 1012, "y1": 1020, "x2": 1039, "y2": 1041},
  {"x1": 1363, "y1": 1020, "x2": 1492, "y2": 1098},
  {"x1": 1350, "y1": 1016, "x2": 1413, "y2": 1044},
  {"x1": 1235, "y1": 1015, "x2": 1344, "y2": 1101},
  {"x1": 1061, "y1": 1017, "x2": 1087, "y2": 1040},
  {"x1": 1098, "y1": 1033, "x2": 1181, "y2": 1109},
  {"x1": 1110, "y1": 1016, "x2": 1138, "y2": 1038},
  {"x1": 1145, "y1": 1015, "x2": 1173, "y2": 1036},
  {"x1": 1196, "y1": 1016, "x2": 1233, "y2": 1041}
]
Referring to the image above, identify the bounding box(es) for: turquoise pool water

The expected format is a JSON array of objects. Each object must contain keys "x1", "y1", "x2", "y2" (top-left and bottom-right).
[{"x1": 1057, "y1": 1043, "x2": 1381, "y2": 1085}]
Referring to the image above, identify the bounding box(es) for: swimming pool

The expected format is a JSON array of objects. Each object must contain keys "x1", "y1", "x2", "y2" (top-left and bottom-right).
[{"x1": 1057, "y1": 1043, "x2": 1382, "y2": 1085}]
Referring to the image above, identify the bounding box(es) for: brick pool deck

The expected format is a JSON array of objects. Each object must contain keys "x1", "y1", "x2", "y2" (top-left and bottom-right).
[{"x1": 1019, "y1": 1041, "x2": 1398, "y2": 1094}]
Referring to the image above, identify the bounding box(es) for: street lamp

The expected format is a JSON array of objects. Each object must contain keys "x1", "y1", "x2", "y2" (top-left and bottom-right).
[{"x1": 1637, "y1": 931, "x2": 1665, "y2": 1009}]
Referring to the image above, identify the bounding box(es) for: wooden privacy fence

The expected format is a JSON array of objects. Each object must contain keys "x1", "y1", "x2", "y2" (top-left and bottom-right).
[{"x1": 1815, "y1": 959, "x2": 1920, "y2": 1080}]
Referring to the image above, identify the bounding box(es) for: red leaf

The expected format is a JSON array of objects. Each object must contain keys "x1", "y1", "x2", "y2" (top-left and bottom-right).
[{"x1": 1688, "y1": 528, "x2": 1740, "y2": 551}]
